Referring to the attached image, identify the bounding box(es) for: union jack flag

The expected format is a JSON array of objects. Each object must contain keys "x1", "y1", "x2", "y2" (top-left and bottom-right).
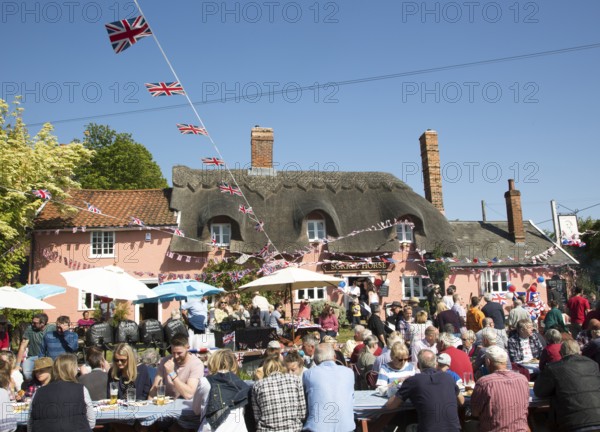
[
  {"x1": 258, "y1": 243, "x2": 270, "y2": 258},
  {"x1": 85, "y1": 202, "x2": 102, "y2": 214},
  {"x1": 218, "y1": 183, "x2": 242, "y2": 196},
  {"x1": 255, "y1": 221, "x2": 264, "y2": 232},
  {"x1": 144, "y1": 82, "x2": 185, "y2": 97},
  {"x1": 491, "y1": 292, "x2": 506, "y2": 305},
  {"x1": 223, "y1": 331, "x2": 235, "y2": 345},
  {"x1": 105, "y1": 16, "x2": 152, "y2": 54},
  {"x1": 173, "y1": 228, "x2": 185, "y2": 237},
  {"x1": 131, "y1": 217, "x2": 144, "y2": 226},
  {"x1": 201, "y1": 157, "x2": 225, "y2": 166},
  {"x1": 239, "y1": 205, "x2": 253, "y2": 215},
  {"x1": 235, "y1": 351, "x2": 244, "y2": 367},
  {"x1": 177, "y1": 124, "x2": 208, "y2": 136},
  {"x1": 32, "y1": 189, "x2": 51, "y2": 200}
]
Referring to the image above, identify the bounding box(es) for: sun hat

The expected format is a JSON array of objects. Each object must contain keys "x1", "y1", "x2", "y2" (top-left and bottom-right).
[
  {"x1": 33, "y1": 357, "x2": 53, "y2": 371},
  {"x1": 267, "y1": 340, "x2": 281, "y2": 349}
]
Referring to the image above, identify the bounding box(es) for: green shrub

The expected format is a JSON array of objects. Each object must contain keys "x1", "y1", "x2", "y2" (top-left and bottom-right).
[{"x1": 310, "y1": 300, "x2": 347, "y2": 323}]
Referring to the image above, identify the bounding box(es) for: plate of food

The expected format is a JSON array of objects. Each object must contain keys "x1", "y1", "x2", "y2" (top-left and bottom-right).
[
  {"x1": 152, "y1": 396, "x2": 174, "y2": 405},
  {"x1": 11, "y1": 402, "x2": 30, "y2": 413}
]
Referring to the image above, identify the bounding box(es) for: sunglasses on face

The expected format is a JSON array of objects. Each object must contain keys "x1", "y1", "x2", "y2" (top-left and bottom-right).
[{"x1": 114, "y1": 358, "x2": 127, "y2": 363}]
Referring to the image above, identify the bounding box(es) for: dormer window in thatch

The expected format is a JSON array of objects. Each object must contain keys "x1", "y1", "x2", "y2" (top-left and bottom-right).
[
  {"x1": 396, "y1": 215, "x2": 419, "y2": 244},
  {"x1": 207, "y1": 216, "x2": 241, "y2": 247},
  {"x1": 306, "y1": 211, "x2": 326, "y2": 242}
]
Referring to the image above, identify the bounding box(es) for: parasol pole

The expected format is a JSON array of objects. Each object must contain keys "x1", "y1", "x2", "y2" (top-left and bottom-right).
[{"x1": 289, "y1": 283, "x2": 295, "y2": 343}]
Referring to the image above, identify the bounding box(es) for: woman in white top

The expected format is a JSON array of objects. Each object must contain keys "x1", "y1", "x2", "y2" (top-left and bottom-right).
[
  {"x1": 192, "y1": 349, "x2": 250, "y2": 432},
  {"x1": 376, "y1": 342, "x2": 416, "y2": 392},
  {"x1": 410, "y1": 310, "x2": 433, "y2": 344}
]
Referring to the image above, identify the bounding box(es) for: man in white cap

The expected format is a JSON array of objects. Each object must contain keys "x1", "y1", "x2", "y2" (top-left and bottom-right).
[{"x1": 436, "y1": 352, "x2": 462, "y2": 383}]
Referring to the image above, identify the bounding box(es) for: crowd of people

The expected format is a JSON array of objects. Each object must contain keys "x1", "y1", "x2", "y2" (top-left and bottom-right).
[{"x1": 1, "y1": 283, "x2": 600, "y2": 431}]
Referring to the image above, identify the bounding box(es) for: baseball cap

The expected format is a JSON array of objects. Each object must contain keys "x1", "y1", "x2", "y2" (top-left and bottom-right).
[
  {"x1": 437, "y1": 353, "x2": 451, "y2": 366},
  {"x1": 267, "y1": 340, "x2": 281, "y2": 349}
]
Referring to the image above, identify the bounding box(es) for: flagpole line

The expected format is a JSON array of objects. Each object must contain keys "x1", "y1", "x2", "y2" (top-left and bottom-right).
[{"x1": 134, "y1": 0, "x2": 283, "y2": 261}]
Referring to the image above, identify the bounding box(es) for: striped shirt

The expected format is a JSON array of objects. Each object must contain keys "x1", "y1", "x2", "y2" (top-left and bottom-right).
[{"x1": 471, "y1": 370, "x2": 530, "y2": 432}]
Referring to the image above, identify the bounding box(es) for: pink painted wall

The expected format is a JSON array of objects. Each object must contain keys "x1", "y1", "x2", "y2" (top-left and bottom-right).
[{"x1": 30, "y1": 229, "x2": 558, "y2": 325}]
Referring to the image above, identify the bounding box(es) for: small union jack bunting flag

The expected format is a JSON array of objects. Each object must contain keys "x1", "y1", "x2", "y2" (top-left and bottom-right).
[
  {"x1": 131, "y1": 217, "x2": 144, "y2": 226},
  {"x1": 177, "y1": 124, "x2": 208, "y2": 136},
  {"x1": 32, "y1": 189, "x2": 51, "y2": 200},
  {"x1": 173, "y1": 228, "x2": 185, "y2": 237},
  {"x1": 144, "y1": 82, "x2": 185, "y2": 97},
  {"x1": 491, "y1": 292, "x2": 506, "y2": 305},
  {"x1": 202, "y1": 157, "x2": 225, "y2": 166},
  {"x1": 85, "y1": 202, "x2": 102, "y2": 214},
  {"x1": 211, "y1": 234, "x2": 217, "y2": 246},
  {"x1": 219, "y1": 183, "x2": 242, "y2": 196},
  {"x1": 255, "y1": 221, "x2": 264, "y2": 232},
  {"x1": 105, "y1": 16, "x2": 152, "y2": 54},
  {"x1": 239, "y1": 205, "x2": 253, "y2": 215}
]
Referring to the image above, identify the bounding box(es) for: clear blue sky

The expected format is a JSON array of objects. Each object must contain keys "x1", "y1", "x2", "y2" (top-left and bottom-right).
[{"x1": 2, "y1": 0, "x2": 599, "y2": 233}]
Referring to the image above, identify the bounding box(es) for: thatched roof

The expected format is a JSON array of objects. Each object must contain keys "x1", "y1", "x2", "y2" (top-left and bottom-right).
[
  {"x1": 169, "y1": 166, "x2": 455, "y2": 254},
  {"x1": 448, "y1": 221, "x2": 578, "y2": 266}
]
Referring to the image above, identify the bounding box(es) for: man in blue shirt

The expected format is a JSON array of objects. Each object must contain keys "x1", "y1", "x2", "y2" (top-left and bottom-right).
[
  {"x1": 303, "y1": 343, "x2": 355, "y2": 432},
  {"x1": 385, "y1": 349, "x2": 464, "y2": 432},
  {"x1": 42, "y1": 315, "x2": 78, "y2": 360},
  {"x1": 181, "y1": 297, "x2": 208, "y2": 334}
]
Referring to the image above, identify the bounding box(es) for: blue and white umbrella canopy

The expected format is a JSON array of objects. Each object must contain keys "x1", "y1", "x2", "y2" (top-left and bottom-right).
[
  {"x1": 19, "y1": 284, "x2": 67, "y2": 300},
  {"x1": 133, "y1": 279, "x2": 224, "y2": 304}
]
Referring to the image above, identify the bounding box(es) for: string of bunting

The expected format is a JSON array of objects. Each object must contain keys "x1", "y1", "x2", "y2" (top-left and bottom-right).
[{"x1": 104, "y1": 1, "x2": 282, "y2": 261}]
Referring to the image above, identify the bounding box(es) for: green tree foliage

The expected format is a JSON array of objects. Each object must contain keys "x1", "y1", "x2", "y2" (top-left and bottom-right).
[
  {"x1": 74, "y1": 123, "x2": 168, "y2": 190},
  {"x1": 0, "y1": 99, "x2": 93, "y2": 284},
  {"x1": 425, "y1": 246, "x2": 451, "y2": 293},
  {"x1": 565, "y1": 217, "x2": 600, "y2": 293}
]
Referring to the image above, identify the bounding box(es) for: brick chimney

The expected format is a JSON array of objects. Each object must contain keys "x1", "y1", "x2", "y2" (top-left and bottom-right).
[
  {"x1": 504, "y1": 179, "x2": 526, "y2": 243},
  {"x1": 250, "y1": 126, "x2": 275, "y2": 176},
  {"x1": 419, "y1": 130, "x2": 444, "y2": 214}
]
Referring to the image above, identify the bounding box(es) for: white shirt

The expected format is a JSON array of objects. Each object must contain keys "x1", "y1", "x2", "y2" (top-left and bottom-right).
[
  {"x1": 519, "y1": 337, "x2": 533, "y2": 362},
  {"x1": 411, "y1": 338, "x2": 437, "y2": 365},
  {"x1": 252, "y1": 295, "x2": 270, "y2": 311}
]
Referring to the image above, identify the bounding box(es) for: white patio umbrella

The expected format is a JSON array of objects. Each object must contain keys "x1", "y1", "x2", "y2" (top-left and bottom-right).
[
  {"x1": 239, "y1": 266, "x2": 343, "y2": 293},
  {"x1": 0, "y1": 287, "x2": 56, "y2": 309},
  {"x1": 61, "y1": 265, "x2": 158, "y2": 301},
  {"x1": 239, "y1": 267, "x2": 343, "y2": 339}
]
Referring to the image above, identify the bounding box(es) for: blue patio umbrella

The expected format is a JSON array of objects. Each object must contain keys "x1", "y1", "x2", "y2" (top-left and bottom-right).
[
  {"x1": 133, "y1": 279, "x2": 224, "y2": 304},
  {"x1": 19, "y1": 284, "x2": 67, "y2": 300}
]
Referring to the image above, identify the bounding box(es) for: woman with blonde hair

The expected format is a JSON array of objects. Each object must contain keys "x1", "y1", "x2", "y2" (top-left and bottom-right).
[
  {"x1": 192, "y1": 349, "x2": 250, "y2": 431},
  {"x1": 108, "y1": 343, "x2": 152, "y2": 400},
  {"x1": 410, "y1": 310, "x2": 432, "y2": 343},
  {"x1": 28, "y1": 353, "x2": 95, "y2": 431},
  {"x1": 375, "y1": 342, "x2": 416, "y2": 392},
  {"x1": 0, "y1": 359, "x2": 16, "y2": 432},
  {"x1": 252, "y1": 357, "x2": 306, "y2": 432},
  {"x1": 0, "y1": 350, "x2": 22, "y2": 394}
]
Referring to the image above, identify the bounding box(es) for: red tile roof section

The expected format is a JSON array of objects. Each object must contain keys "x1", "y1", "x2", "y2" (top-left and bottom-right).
[{"x1": 34, "y1": 189, "x2": 177, "y2": 229}]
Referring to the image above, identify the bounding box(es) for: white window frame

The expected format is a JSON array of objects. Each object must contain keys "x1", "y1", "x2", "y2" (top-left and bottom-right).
[
  {"x1": 295, "y1": 287, "x2": 326, "y2": 303},
  {"x1": 307, "y1": 219, "x2": 326, "y2": 241},
  {"x1": 481, "y1": 270, "x2": 510, "y2": 293},
  {"x1": 78, "y1": 291, "x2": 94, "y2": 311},
  {"x1": 210, "y1": 223, "x2": 231, "y2": 246},
  {"x1": 396, "y1": 223, "x2": 414, "y2": 243},
  {"x1": 90, "y1": 231, "x2": 115, "y2": 258},
  {"x1": 402, "y1": 276, "x2": 428, "y2": 299}
]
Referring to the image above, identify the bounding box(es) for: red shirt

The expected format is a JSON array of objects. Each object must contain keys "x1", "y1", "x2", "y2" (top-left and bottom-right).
[
  {"x1": 442, "y1": 346, "x2": 473, "y2": 381},
  {"x1": 0, "y1": 332, "x2": 8, "y2": 350},
  {"x1": 539, "y1": 343, "x2": 562, "y2": 372},
  {"x1": 350, "y1": 343, "x2": 382, "y2": 363},
  {"x1": 471, "y1": 370, "x2": 530, "y2": 432},
  {"x1": 567, "y1": 295, "x2": 590, "y2": 324}
]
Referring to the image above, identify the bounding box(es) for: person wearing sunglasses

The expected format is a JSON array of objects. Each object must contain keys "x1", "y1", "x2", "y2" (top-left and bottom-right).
[
  {"x1": 108, "y1": 343, "x2": 152, "y2": 401},
  {"x1": 375, "y1": 341, "x2": 415, "y2": 392}
]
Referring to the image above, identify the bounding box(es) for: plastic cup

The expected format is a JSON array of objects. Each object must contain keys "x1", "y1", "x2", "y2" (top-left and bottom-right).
[{"x1": 126, "y1": 388, "x2": 136, "y2": 403}]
